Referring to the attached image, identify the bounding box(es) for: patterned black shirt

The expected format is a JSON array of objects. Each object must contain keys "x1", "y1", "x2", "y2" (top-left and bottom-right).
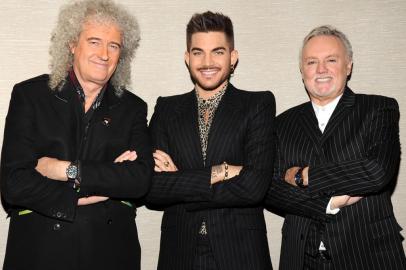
[{"x1": 195, "y1": 83, "x2": 227, "y2": 164}]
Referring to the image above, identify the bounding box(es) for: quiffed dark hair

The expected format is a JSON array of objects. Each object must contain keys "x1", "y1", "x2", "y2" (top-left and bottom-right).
[{"x1": 186, "y1": 11, "x2": 234, "y2": 50}]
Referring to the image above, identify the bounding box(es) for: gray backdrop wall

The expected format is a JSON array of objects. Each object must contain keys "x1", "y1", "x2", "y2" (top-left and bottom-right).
[{"x1": 0, "y1": 0, "x2": 405, "y2": 269}]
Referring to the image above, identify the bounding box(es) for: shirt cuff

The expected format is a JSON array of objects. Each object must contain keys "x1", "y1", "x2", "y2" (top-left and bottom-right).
[{"x1": 326, "y1": 197, "x2": 340, "y2": 215}]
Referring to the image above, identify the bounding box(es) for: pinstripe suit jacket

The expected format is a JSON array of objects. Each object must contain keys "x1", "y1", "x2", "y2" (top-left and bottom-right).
[
  {"x1": 146, "y1": 84, "x2": 275, "y2": 270},
  {"x1": 266, "y1": 88, "x2": 406, "y2": 270}
]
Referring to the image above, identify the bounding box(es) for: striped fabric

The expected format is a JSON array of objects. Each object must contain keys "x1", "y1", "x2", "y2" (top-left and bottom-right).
[
  {"x1": 146, "y1": 84, "x2": 276, "y2": 270},
  {"x1": 266, "y1": 88, "x2": 406, "y2": 270}
]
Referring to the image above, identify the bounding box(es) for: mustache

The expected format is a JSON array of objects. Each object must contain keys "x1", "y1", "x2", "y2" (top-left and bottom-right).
[{"x1": 197, "y1": 65, "x2": 220, "y2": 71}]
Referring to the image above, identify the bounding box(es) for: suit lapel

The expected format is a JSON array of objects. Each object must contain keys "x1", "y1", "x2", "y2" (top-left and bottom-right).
[
  {"x1": 50, "y1": 80, "x2": 80, "y2": 126},
  {"x1": 175, "y1": 90, "x2": 205, "y2": 167},
  {"x1": 321, "y1": 87, "x2": 355, "y2": 143},
  {"x1": 205, "y1": 84, "x2": 241, "y2": 165},
  {"x1": 50, "y1": 80, "x2": 83, "y2": 150},
  {"x1": 298, "y1": 102, "x2": 323, "y2": 147}
]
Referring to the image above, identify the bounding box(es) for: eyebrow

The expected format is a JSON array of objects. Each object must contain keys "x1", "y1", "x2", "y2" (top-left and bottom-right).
[
  {"x1": 190, "y1": 47, "x2": 203, "y2": 52},
  {"x1": 305, "y1": 54, "x2": 339, "y2": 59},
  {"x1": 190, "y1": 47, "x2": 227, "y2": 52},
  {"x1": 87, "y1": 37, "x2": 122, "y2": 48},
  {"x1": 212, "y1": 47, "x2": 226, "y2": 51}
]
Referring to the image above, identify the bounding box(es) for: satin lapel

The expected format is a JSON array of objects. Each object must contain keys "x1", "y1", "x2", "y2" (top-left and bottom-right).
[
  {"x1": 298, "y1": 102, "x2": 323, "y2": 147},
  {"x1": 205, "y1": 85, "x2": 241, "y2": 165},
  {"x1": 174, "y1": 90, "x2": 205, "y2": 167},
  {"x1": 321, "y1": 87, "x2": 355, "y2": 143},
  {"x1": 50, "y1": 81, "x2": 83, "y2": 152}
]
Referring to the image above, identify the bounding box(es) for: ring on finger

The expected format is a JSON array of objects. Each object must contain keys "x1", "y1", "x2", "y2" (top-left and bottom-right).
[{"x1": 164, "y1": 161, "x2": 170, "y2": 167}]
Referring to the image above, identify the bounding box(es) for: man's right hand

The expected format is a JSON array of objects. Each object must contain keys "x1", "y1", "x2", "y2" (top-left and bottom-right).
[
  {"x1": 77, "y1": 150, "x2": 137, "y2": 206},
  {"x1": 330, "y1": 195, "x2": 363, "y2": 210}
]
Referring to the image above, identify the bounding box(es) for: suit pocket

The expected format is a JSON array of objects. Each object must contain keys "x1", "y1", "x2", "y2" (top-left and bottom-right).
[{"x1": 369, "y1": 216, "x2": 404, "y2": 250}]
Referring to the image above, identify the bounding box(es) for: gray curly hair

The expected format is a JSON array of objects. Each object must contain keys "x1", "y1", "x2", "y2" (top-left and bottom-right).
[
  {"x1": 49, "y1": 0, "x2": 140, "y2": 96},
  {"x1": 299, "y1": 25, "x2": 353, "y2": 68}
]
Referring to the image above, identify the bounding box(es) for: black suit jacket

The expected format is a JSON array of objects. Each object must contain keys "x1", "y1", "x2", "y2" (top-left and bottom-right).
[
  {"x1": 146, "y1": 84, "x2": 275, "y2": 270},
  {"x1": 0, "y1": 75, "x2": 153, "y2": 270},
  {"x1": 266, "y1": 88, "x2": 406, "y2": 270}
]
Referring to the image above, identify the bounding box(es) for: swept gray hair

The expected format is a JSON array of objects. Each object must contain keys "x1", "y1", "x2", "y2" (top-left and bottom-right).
[
  {"x1": 49, "y1": 0, "x2": 140, "y2": 96},
  {"x1": 299, "y1": 25, "x2": 353, "y2": 67}
]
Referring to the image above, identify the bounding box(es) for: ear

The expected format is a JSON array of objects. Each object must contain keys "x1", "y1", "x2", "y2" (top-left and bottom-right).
[
  {"x1": 184, "y1": 51, "x2": 190, "y2": 68},
  {"x1": 299, "y1": 65, "x2": 304, "y2": 78},
  {"x1": 346, "y1": 60, "x2": 353, "y2": 76},
  {"x1": 231, "y1": 50, "x2": 239, "y2": 66},
  {"x1": 69, "y1": 43, "x2": 76, "y2": 54}
]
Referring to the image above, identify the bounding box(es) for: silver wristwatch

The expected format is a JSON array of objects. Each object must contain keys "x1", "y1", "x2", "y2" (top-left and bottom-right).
[{"x1": 66, "y1": 161, "x2": 80, "y2": 189}]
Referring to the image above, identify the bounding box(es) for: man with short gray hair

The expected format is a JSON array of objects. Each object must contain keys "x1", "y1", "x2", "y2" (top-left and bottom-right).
[{"x1": 266, "y1": 25, "x2": 406, "y2": 270}]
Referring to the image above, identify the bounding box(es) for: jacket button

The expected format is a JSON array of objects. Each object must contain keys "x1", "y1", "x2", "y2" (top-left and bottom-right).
[
  {"x1": 53, "y1": 223, "x2": 62, "y2": 231},
  {"x1": 107, "y1": 219, "x2": 113, "y2": 225},
  {"x1": 56, "y1": 212, "x2": 63, "y2": 218}
]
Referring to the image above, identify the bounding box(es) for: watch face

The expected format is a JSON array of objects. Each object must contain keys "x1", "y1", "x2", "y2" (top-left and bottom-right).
[
  {"x1": 294, "y1": 169, "x2": 304, "y2": 187},
  {"x1": 66, "y1": 165, "x2": 78, "y2": 179}
]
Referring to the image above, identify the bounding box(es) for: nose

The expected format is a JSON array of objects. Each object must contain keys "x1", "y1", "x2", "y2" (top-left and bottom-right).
[
  {"x1": 203, "y1": 53, "x2": 213, "y2": 66},
  {"x1": 98, "y1": 45, "x2": 109, "y2": 61},
  {"x1": 317, "y1": 62, "x2": 327, "y2": 73}
]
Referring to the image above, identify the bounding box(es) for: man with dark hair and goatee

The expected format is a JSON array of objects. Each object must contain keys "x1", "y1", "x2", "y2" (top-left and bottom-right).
[{"x1": 145, "y1": 11, "x2": 276, "y2": 270}]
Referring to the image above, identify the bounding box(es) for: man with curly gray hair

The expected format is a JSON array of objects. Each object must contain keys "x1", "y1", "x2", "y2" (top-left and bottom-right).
[{"x1": 0, "y1": 1, "x2": 153, "y2": 269}]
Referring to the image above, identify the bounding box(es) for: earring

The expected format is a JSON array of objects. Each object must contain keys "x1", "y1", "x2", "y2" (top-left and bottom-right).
[{"x1": 230, "y1": 64, "x2": 235, "y2": 77}]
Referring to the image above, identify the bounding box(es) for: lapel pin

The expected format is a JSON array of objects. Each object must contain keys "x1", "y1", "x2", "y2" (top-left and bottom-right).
[{"x1": 102, "y1": 117, "x2": 111, "y2": 127}]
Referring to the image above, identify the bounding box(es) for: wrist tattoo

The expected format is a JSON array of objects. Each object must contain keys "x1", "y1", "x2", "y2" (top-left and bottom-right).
[{"x1": 211, "y1": 165, "x2": 223, "y2": 180}]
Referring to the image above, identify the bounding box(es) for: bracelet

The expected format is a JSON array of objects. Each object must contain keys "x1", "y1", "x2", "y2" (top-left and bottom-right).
[{"x1": 223, "y1": 162, "x2": 229, "y2": 181}]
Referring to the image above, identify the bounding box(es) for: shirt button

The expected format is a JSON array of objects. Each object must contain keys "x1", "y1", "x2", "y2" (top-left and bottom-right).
[{"x1": 53, "y1": 223, "x2": 62, "y2": 231}]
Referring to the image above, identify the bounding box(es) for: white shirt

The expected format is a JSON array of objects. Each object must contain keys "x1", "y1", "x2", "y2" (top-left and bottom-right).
[
  {"x1": 311, "y1": 94, "x2": 342, "y2": 251},
  {"x1": 311, "y1": 94, "x2": 342, "y2": 133}
]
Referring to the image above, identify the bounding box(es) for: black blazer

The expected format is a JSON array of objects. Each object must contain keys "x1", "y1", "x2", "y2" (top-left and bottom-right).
[
  {"x1": 266, "y1": 88, "x2": 406, "y2": 270},
  {"x1": 1, "y1": 75, "x2": 153, "y2": 270},
  {"x1": 146, "y1": 84, "x2": 276, "y2": 270}
]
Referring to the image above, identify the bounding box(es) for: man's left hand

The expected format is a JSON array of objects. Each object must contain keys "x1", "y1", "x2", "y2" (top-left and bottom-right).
[
  {"x1": 35, "y1": 157, "x2": 70, "y2": 181},
  {"x1": 284, "y1": 166, "x2": 309, "y2": 187},
  {"x1": 153, "y1": 150, "x2": 178, "y2": 172}
]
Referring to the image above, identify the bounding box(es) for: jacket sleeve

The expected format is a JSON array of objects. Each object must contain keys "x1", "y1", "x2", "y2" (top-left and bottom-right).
[
  {"x1": 146, "y1": 92, "x2": 275, "y2": 210},
  {"x1": 144, "y1": 97, "x2": 212, "y2": 209},
  {"x1": 190, "y1": 92, "x2": 276, "y2": 209},
  {"x1": 307, "y1": 98, "x2": 400, "y2": 197},
  {"x1": 1, "y1": 85, "x2": 78, "y2": 222},
  {"x1": 265, "y1": 135, "x2": 331, "y2": 221},
  {"x1": 79, "y1": 99, "x2": 154, "y2": 199}
]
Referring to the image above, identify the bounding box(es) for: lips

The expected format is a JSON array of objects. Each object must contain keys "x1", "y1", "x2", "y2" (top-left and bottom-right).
[
  {"x1": 93, "y1": 63, "x2": 109, "y2": 68},
  {"x1": 199, "y1": 68, "x2": 220, "y2": 78},
  {"x1": 315, "y1": 76, "x2": 333, "y2": 83}
]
